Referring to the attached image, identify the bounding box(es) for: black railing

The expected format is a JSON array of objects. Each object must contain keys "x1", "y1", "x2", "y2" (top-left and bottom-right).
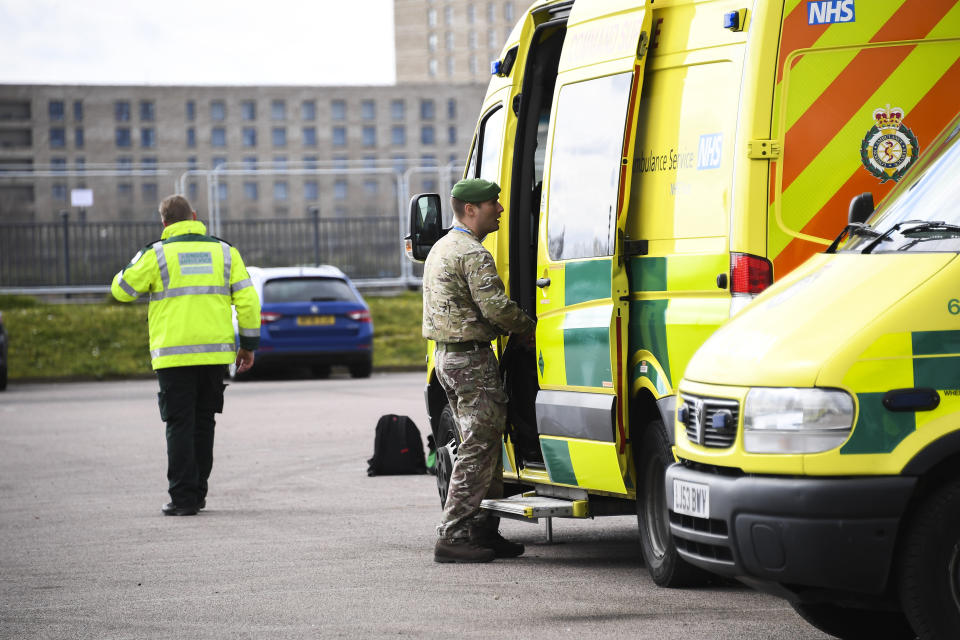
[{"x1": 0, "y1": 216, "x2": 408, "y2": 287}]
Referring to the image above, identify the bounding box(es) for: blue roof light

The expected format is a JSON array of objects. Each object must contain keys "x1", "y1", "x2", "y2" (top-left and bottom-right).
[
  {"x1": 491, "y1": 60, "x2": 502, "y2": 76},
  {"x1": 723, "y1": 11, "x2": 739, "y2": 30}
]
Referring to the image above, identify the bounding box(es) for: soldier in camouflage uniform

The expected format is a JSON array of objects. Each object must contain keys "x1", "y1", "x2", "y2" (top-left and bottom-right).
[{"x1": 422, "y1": 178, "x2": 536, "y2": 563}]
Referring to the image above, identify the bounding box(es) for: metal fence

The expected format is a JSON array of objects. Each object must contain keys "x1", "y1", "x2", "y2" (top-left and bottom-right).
[{"x1": 0, "y1": 214, "x2": 421, "y2": 289}]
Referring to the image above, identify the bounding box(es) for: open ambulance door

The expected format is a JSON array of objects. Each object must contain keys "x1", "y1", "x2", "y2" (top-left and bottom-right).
[{"x1": 532, "y1": 1, "x2": 652, "y2": 494}]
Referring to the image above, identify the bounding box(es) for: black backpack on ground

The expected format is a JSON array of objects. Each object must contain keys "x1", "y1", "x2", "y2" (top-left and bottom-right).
[{"x1": 367, "y1": 414, "x2": 427, "y2": 476}]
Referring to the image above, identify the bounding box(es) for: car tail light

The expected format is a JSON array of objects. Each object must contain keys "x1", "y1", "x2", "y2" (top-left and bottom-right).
[
  {"x1": 730, "y1": 253, "x2": 772, "y2": 295},
  {"x1": 261, "y1": 311, "x2": 282, "y2": 323},
  {"x1": 347, "y1": 309, "x2": 371, "y2": 323}
]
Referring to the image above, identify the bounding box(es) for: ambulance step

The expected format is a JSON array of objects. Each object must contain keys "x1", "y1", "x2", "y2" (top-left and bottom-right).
[{"x1": 480, "y1": 494, "x2": 589, "y2": 521}]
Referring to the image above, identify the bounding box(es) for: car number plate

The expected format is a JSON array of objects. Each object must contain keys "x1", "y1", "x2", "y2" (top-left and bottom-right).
[
  {"x1": 673, "y1": 479, "x2": 710, "y2": 519},
  {"x1": 297, "y1": 315, "x2": 335, "y2": 326}
]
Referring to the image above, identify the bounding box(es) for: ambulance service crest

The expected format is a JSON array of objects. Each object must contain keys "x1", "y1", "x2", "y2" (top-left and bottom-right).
[{"x1": 860, "y1": 105, "x2": 919, "y2": 183}]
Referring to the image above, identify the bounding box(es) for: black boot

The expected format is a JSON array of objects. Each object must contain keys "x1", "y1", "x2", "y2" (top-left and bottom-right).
[{"x1": 434, "y1": 538, "x2": 496, "y2": 563}]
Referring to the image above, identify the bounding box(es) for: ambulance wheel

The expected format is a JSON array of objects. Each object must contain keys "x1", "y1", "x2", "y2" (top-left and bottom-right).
[
  {"x1": 898, "y1": 477, "x2": 960, "y2": 639},
  {"x1": 436, "y1": 404, "x2": 460, "y2": 509},
  {"x1": 636, "y1": 419, "x2": 710, "y2": 588},
  {"x1": 791, "y1": 603, "x2": 915, "y2": 640}
]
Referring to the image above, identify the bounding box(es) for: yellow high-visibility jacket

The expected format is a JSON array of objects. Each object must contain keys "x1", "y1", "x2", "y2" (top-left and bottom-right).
[{"x1": 111, "y1": 220, "x2": 261, "y2": 370}]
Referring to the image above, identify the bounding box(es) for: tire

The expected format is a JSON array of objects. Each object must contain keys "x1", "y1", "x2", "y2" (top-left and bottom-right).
[
  {"x1": 349, "y1": 358, "x2": 372, "y2": 379},
  {"x1": 635, "y1": 419, "x2": 710, "y2": 587},
  {"x1": 898, "y1": 478, "x2": 960, "y2": 639},
  {"x1": 0, "y1": 360, "x2": 6, "y2": 391},
  {"x1": 791, "y1": 603, "x2": 915, "y2": 640},
  {"x1": 435, "y1": 404, "x2": 460, "y2": 509},
  {"x1": 310, "y1": 365, "x2": 331, "y2": 379}
]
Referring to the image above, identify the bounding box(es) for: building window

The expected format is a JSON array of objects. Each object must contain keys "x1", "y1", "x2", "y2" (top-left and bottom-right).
[
  {"x1": 187, "y1": 182, "x2": 198, "y2": 200},
  {"x1": 444, "y1": 5, "x2": 453, "y2": 24},
  {"x1": 446, "y1": 57, "x2": 455, "y2": 76},
  {"x1": 362, "y1": 126, "x2": 376, "y2": 147},
  {"x1": 188, "y1": 156, "x2": 198, "y2": 170},
  {"x1": 74, "y1": 127, "x2": 84, "y2": 148},
  {"x1": 505, "y1": 1, "x2": 514, "y2": 22},
  {"x1": 391, "y1": 100, "x2": 405, "y2": 121},
  {"x1": 332, "y1": 126, "x2": 346, "y2": 147},
  {"x1": 446, "y1": 32, "x2": 454, "y2": 51},
  {"x1": 241, "y1": 100, "x2": 256, "y2": 121},
  {"x1": 186, "y1": 100, "x2": 196, "y2": 121},
  {"x1": 73, "y1": 100, "x2": 83, "y2": 121},
  {"x1": 428, "y1": 32, "x2": 438, "y2": 53},
  {"x1": 469, "y1": 55, "x2": 478, "y2": 75},
  {"x1": 117, "y1": 156, "x2": 133, "y2": 172},
  {"x1": 217, "y1": 182, "x2": 228, "y2": 201},
  {"x1": 363, "y1": 179, "x2": 379, "y2": 196},
  {"x1": 421, "y1": 153, "x2": 437, "y2": 167},
  {"x1": 423, "y1": 177, "x2": 438, "y2": 192},
  {"x1": 420, "y1": 99, "x2": 436, "y2": 120},
  {"x1": 271, "y1": 99, "x2": 286, "y2": 120},
  {"x1": 391, "y1": 125, "x2": 406, "y2": 146},
  {"x1": 467, "y1": 3, "x2": 475, "y2": 23},
  {"x1": 421, "y1": 125, "x2": 436, "y2": 145},
  {"x1": 333, "y1": 156, "x2": 348, "y2": 169},
  {"x1": 273, "y1": 155, "x2": 287, "y2": 170},
  {"x1": 52, "y1": 183, "x2": 68, "y2": 201},
  {"x1": 187, "y1": 127, "x2": 196, "y2": 147},
  {"x1": 49, "y1": 100, "x2": 65, "y2": 121},
  {"x1": 331, "y1": 99, "x2": 346, "y2": 121},
  {"x1": 361, "y1": 100, "x2": 376, "y2": 120},
  {"x1": 304, "y1": 180, "x2": 318, "y2": 200},
  {"x1": 143, "y1": 182, "x2": 158, "y2": 202},
  {"x1": 302, "y1": 126, "x2": 317, "y2": 146},
  {"x1": 392, "y1": 155, "x2": 406, "y2": 174},
  {"x1": 51, "y1": 157, "x2": 67, "y2": 172},
  {"x1": 488, "y1": 29, "x2": 498, "y2": 49},
  {"x1": 448, "y1": 126, "x2": 457, "y2": 144},
  {"x1": 334, "y1": 178, "x2": 347, "y2": 200},
  {"x1": 47, "y1": 127, "x2": 66, "y2": 149},
  {"x1": 447, "y1": 98, "x2": 457, "y2": 119},
  {"x1": 272, "y1": 127, "x2": 287, "y2": 147},
  {"x1": 140, "y1": 127, "x2": 156, "y2": 148},
  {"x1": 244, "y1": 182, "x2": 259, "y2": 200},
  {"x1": 213, "y1": 156, "x2": 227, "y2": 168},
  {"x1": 428, "y1": 59, "x2": 438, "y2": 77},
  {"x1": 242, "y1": 127, "x2": 256, "y2": 147},
  {"x1": 468, "y1": 32, "x2": 477, "y2": 49},
  {"x1": 304, "y1": 155, "x2": 319, "y2": 170},
  {"x1": 243, "y1": 156, "x2": 257, "y2": 170},
  {"x1": 360, "y1": 155, "x2": 374, "y2": 169},
  {"x1": 211, "y1": 100, "x2": 226, "y2": 121},
  {"x1": 75, "y1": 157, "x2": 86, "y2": 172},
  {"x1": 142, "y1": 157, "x2": 158, "y2": 172},
  {"x1": 139, "y1": 101, "x2": 155, "y2": 121},
  {"x1": 301, "y1": 100, "x2": 316, "y2": 121},
  {"x1": 211, "y1": 127, "x2": 227, "y2": 147},
  {"x1": 427, "y1": 7, "x2": 437, "y2": 26},
  {"x1": 487, "y1": 2, "x2": 495, "y2": 22},
  {"x1": 115, "y1": 127, "x2": 131, "y2": 148},
  {"x1": 115, "y1": 101, "x2": 131, "y2": 121},
  {"x1": 274, "y1": 181, "x2": 288, "y2": 201},
  {"x1": 118, "y1": 183, "x2": 133, "y2": 201}
]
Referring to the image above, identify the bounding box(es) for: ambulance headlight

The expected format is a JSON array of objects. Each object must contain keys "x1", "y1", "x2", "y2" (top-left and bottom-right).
[{"x1": 743, "y1": 388, "x2": 854, "y2": 454}]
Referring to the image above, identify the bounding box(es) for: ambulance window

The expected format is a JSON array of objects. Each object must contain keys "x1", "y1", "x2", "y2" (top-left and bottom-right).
[
  {"x1": 466, "y1": 105, "x2": 504, "y2": 182},
  {"x1": 546, "y1": 73, "x2": 632, "y2": 260}
]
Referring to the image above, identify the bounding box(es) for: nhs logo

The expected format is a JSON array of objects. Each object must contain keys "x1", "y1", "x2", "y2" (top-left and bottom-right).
[
  {"x1": 808, "y1": 0, "x2": 855, "y2": 25},
  {"x1": 697, "y1": 134, "x2": 722, "y2": 170}
]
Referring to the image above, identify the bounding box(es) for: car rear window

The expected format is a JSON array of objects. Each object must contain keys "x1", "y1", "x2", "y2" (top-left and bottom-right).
[{"x1": 262, "y1": 277, "x2": 358, "y2": 303}]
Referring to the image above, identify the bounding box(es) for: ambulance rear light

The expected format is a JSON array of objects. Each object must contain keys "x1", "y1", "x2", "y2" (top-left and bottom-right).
[
  {"x1": 261, "y1": 311, "x2": 282, "y2": 323},
  {"x1": 347, "y1": 309, "x2": 371, "y2": 323},
  {"x1": 730, "y1": 253, "x2": 772, "y2": 296}
]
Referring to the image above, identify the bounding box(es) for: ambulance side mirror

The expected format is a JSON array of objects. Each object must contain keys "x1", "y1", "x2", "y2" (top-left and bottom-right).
[
  {"x1": 406, "y1": 193, "x2": 444, "y2": 262},
  {"x1": 848, "y1": 192, "x2": 875, "y2": 225}
]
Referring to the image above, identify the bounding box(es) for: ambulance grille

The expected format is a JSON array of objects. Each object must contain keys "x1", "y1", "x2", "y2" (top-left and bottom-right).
[{"x1": 679, "y1": 394, "x2": 740, "y2": 449}]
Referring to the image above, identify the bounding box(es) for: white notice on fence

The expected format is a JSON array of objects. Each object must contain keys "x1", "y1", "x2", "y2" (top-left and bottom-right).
[{"x1": 71, "y1": 189, "x2": 94, "y2": 207}]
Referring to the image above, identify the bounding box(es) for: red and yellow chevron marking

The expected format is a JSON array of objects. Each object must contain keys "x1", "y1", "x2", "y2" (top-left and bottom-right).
[{"x1": 768, "y1": 0, "x2": 960, "y2": 277}]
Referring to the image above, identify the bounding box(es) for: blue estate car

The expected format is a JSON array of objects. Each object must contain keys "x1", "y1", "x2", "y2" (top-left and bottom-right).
[{"x1": 232, "y1": 266, "x2": 374, "y2": 379}]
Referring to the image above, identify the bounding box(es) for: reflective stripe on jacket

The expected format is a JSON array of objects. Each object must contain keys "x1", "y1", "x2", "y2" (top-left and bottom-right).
[{"x1": 110, "y1": 219, "x2": 261, "y2": 370}]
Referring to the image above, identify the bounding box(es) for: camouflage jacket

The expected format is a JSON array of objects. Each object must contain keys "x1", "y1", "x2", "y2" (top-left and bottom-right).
[{"x1": 422, "y1": 227, "x2": 535, "y2": 343}]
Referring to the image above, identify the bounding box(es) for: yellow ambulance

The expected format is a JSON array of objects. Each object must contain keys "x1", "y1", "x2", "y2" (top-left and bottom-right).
[
  {"x1": 668, "y1": 115, "x2": 960, "y2": 637},
  {"x1": 407, "y1": 0, "x2": 960, "y2": 587}
]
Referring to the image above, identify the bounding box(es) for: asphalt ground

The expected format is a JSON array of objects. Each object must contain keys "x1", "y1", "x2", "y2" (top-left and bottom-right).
[{"x1": 0, "y1": 373, "x2": 830, "y2": 639}]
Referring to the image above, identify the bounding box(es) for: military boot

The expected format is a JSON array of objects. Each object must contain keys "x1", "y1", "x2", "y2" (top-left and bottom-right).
[
  {"x1": 471, "y1": 529, "x2": 525, "y2": 558},
  {"x1": 434, "y1": 538, "x2": 496, "y2": 563}
]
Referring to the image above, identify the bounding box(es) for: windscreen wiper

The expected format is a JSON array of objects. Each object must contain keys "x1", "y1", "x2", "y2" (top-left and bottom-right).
[
  {"x1": 861, "y1": 219, "x2": 934, "y2": 254},
  {"x1": 825, "y1": 222, "x2": 881, "y2": 253}
]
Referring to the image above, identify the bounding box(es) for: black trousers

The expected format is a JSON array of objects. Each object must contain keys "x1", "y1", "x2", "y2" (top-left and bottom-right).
[{"x1": 156, "y1": 365, "x2": 227, "y2": 507}]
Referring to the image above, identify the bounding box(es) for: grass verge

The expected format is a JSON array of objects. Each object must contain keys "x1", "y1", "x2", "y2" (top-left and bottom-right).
[{"x1": 0, "y1": 291, "x2": 425, "y2": 381}]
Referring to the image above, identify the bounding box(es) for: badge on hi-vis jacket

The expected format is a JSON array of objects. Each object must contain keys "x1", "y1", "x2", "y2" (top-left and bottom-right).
[{"x1": 860, "y1": 105, "x2": 919, "y2": 183}]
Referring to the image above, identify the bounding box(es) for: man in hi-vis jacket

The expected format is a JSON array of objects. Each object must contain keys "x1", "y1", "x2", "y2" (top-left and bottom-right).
[{"x1": 112, "y1": 194, "x2": 260, "y2": 516}]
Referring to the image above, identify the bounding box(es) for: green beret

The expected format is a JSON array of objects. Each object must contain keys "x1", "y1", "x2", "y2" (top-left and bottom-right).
[{"x1": 451, "y1": 178, "x2": 500, "y2": 203}]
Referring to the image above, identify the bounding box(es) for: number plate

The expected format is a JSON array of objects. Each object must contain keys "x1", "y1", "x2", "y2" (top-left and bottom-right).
[
  {"x1": 296, "y1": 315, "x2": 335, "y2": 326},
  {"x1": 673, "y1": 479, "x2": 710, "y2": 519}
]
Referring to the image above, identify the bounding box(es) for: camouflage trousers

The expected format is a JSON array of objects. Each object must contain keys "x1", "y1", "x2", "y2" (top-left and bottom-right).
[{"x1": 435, "y1": 346, "x2": 507, "y2": 541}]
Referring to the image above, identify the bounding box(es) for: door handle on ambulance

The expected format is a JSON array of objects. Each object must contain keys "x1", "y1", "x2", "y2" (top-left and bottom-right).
[{"x1": 536, "y1": 278, "x2": 551, "y2": 288}]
